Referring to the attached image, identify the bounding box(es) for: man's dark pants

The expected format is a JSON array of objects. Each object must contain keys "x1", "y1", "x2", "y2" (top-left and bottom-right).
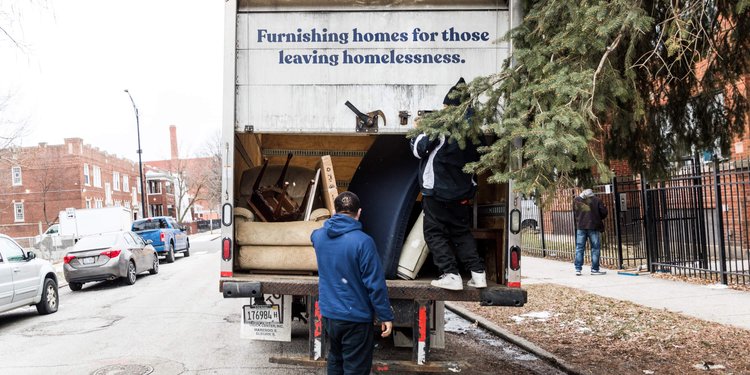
[
  {"x1": 422, "y1": 196, "x2": 483, "y2": 275},
  {"x1": 324, "y1": 318, "x2": 374, "y2": 375}
]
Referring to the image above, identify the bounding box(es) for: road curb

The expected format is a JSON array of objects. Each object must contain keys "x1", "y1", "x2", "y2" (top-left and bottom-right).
[{"x1": 444, "y1": 302, "x2": 582, "y2": 375}]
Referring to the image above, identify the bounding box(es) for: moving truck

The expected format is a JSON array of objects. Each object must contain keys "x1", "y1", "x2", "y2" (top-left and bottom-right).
[
  {"x1": 220, "y1": 0, "x2": 527, "y2": 370},
  {"x1": 59, "y1": 207, "x2": 133, "y2": 240}
]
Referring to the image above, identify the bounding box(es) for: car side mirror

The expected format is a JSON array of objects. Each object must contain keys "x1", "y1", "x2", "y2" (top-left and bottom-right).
[
  {"x1": 26, "y1": 251, "x2": 36, "y2": 261},
  {"x1": 145, "y1": 239, "x2": 153, "y2": 244}
]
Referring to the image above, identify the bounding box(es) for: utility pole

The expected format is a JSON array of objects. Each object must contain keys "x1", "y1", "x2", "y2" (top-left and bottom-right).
[{"x1": 124, "y1": 89, "x2": 148, "y2": 218}]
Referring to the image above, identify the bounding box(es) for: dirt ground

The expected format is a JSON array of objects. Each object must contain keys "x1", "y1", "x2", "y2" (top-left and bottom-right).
[{"x1": 455, "y1": 283, "x2": 750, "y2": 375}]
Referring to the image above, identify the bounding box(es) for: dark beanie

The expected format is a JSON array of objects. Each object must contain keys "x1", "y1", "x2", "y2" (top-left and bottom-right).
[{"x1": 443, "y1": 77, "x2": 467, "y2": 106}]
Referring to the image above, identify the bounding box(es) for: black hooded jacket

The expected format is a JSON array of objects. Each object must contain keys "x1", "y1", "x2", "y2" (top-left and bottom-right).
[{"x1": 573, "y1": 192, "x2": 608, "y2": 231}]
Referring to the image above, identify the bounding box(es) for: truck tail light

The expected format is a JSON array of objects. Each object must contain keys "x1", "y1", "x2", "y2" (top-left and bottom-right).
[
  {"x1": 222, "y1": 237, "x2": 232, "y2": 261},
  {"x1": 510, "y1": 245, "x2": 521, "y2": 271},
  {"x1": 101, "y1": 249, "x2": 122, "y2": 258},
  {"x1": 160, "y1": 232, "x2": 165, "y2": 242},
  {"x1": 64, "y1": 255, "x2": 76, "y2": 264}
]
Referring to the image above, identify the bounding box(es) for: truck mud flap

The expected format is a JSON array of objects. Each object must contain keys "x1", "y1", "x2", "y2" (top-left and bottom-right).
[
  {"x1": 222, "y1": 281, "x2": 262, "y2": 298},
  {"x1": 269, "y1": 356, "x2": 470, "y2": 373},
  {"x1": 348, "y1": 135, "x2": 420, "y2": 279},
  {"x1": 480, "y1": 287, "x2": 527, "y2": 307}
]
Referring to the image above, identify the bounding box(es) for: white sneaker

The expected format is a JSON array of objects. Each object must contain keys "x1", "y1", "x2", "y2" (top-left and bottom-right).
[
  {"x1": 431, "y1": 273, "x2": 463, "y2": 290},
  {"x1": 467, "y1": 271, "x2": 487, "y2": 288}
]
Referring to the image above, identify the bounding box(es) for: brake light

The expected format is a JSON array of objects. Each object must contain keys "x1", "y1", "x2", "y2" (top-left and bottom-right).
[
  {"x1": 160, "y1": 232, "x2": 165, "y2": 242},
  {"x1": 510, "y1": 245, "x2": 521, "y2": 271},
  {"x1": 100, "y1": 249, "x2": 122, "y2": 258},
  {"x1": 64, "y1": 255, "x2": 76, "y2": 264},
  {"x1": 222, "y1": 237, "x2": 232, "y2": 261}
]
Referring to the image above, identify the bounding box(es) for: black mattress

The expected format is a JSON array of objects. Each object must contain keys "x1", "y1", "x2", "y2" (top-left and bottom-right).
[{"x1": 348, "y1": 135, "x2": 420, "y2": 279}]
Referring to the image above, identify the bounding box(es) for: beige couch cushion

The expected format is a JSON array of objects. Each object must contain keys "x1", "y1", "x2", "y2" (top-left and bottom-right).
[
  {"x1": 235, "y1": 220, "x2": 323, "y2": 246},
  {"x1": 238, "y1": 245, "x2": 317, "y2": 271}
]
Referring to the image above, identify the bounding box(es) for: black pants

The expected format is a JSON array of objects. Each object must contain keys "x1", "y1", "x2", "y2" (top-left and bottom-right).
[
  {"x1": 422, "y1": 196, "x2": 483, "y2": 275},
  {"x1": 324, "y1": 318, "x2": 374, "y2": 375}
]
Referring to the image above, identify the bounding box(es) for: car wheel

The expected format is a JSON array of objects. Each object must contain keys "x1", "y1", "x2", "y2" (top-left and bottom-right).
[
  {"x1": 166, "y1": 243, "x2": 176, "y2": 263},
  {"x1": 124, "y1": 260, "x2": 137, "y2": 285},
  {"x1": 149, "y1": 253, "x2": 159, "y2": 275},
  {"x1": 36, "y1": 277, "x2": 59, "y2": 315},
  {"x1": 183, "y1": 239, "x2": 190, "y2": 257},
  {"x1": 69, "y1": 282, "x2": 83, "y2": 291}
]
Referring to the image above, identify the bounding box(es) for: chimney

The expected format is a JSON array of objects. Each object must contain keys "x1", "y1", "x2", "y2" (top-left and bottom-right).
[{"x1": 169, "y1": 125, "x2": 178, "y2": 160}]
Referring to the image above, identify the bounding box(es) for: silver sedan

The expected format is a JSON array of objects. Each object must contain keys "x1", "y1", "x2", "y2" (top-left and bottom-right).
[{"x1": 63, "y1": 231, "x2": 159, "y2": 291}]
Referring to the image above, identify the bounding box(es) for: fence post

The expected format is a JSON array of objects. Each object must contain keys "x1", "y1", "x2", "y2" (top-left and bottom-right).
[
  {"x1": 712, "y1": 157, "x2": 729, "y2": 285},
  {"x1": 692, "y1": 156, "x2": 709, "y2": 270},
  {"x1": 612, "y1": 176, "x2": 624, "y2": 269},
  {"x1": 640, "y1": 174, "x2": 653, "y2": 272},
  {"x1": 538, "y1": 195, "x2": 546, "y2": 257}
]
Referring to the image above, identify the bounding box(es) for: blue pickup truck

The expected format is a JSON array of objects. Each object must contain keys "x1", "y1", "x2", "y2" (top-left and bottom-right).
[{"x1": 131, "y1": 216, "x2": 189, "y2": 263}]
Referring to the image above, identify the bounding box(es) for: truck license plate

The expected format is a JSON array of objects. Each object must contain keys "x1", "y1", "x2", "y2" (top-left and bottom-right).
[
  {"x1": 243, "y1": 304, "x2": 280, "y2": 324},
  {"x1": 83, "y1": 257, "x2": 96, "y2": 265}
]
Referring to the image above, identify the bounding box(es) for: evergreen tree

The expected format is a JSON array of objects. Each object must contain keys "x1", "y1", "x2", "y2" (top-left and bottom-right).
[{"x1": 412, "y1": 0, "x2": 750, "y2": 198}]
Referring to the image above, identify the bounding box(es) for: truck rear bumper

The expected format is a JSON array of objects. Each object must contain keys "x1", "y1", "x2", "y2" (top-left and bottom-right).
[{"x1": 220, "y1": 276, "x2": 527, "y2": 306}]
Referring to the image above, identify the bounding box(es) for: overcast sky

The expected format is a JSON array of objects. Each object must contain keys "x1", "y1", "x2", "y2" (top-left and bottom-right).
[{"x1": 1, "y1": 0, "x2": 224, "y2": 162}]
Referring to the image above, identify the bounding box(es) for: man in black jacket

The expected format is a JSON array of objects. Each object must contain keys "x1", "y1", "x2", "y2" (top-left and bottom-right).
[
  {"x1": 410, "y1": 78, "x2": 486, "y2": 291},
  {"x1": 573, "y1": 188, "x2": 608, "y2": 275}
]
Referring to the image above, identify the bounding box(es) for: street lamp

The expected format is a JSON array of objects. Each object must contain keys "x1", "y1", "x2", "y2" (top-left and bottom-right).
[{"x1": 124, "y1": 89, "x2": 148, "y2": 218}]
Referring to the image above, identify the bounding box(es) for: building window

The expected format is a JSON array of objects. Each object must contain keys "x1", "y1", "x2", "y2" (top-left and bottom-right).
[
  {"x1": 123, "y1": 175, "x2": 129, "y2": 192},
  {"x1": 114, "y1": 200, "x2": 122, "y2": 207},
  {"x1": 137, "y1": 178, "x2": 142, "y2": 194},
  {"x1": 150, "y1": 204, "x2": 164, "y2": 217},
  {"x1": 113, "y1": 172, "x2": 121, "y2": 191},
  {"x1": 14, "y1": 202, "x2": 24, "y2": 222},
  {"x1": 93, "y1": 165, "x2": 102, "y2": 187},
  {"x1": 83, "y1": 164, "x2": 90, "y2": 185},
  {"x1": 11, "y1": 166, "x2": 22, "y2": 186},
  {"x1": 85, "y1": 198, "x2": 92, "y2": 208},
  {"x1": 95, "y1": 198, "x2": 103, "y2": 208},
  {"x1": 124, "y1": 201, "x2": 131, "y2": 209},
  {"x1": 148, "y1": 180, "x2": 162, "y2": 194}
]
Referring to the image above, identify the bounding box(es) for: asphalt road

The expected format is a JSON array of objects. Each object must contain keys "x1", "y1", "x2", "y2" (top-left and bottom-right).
[{"x1": 0, "y1": 234, "x2": 563, "y2": 374}]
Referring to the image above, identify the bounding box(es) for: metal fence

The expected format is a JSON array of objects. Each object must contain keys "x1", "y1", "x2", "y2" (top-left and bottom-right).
[{"x1": 521, "y1": 156, "x2": 750, "y2": 285}]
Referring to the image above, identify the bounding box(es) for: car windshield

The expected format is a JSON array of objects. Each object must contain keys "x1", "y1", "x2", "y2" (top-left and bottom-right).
[
  {"x1": 132, "y1": 220, "x2": 162, "y2": 231},
  {"x1": 74, "y1": 234, "x2": 119, "y2": 250}
]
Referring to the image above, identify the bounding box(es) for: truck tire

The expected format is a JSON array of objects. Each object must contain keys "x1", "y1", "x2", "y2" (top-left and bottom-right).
[
  {"x1": 166, "y1": 243, "x2": 176, "y2": 263},
  {"x1": 36, "y1": 277, "x2": 59, "y2": 315},
  {"x1": 124, "y1": 260, "x2": 137, "y2": 285},
  {"x1": 183, "y1": 239, "x2": 190, "y2": 257},
  {"x1": 149, "y1": 253, "x2": 159, "y2": 275},
  {"x1": 69, "y1": 282, "x2": 83, "y2": 291}
]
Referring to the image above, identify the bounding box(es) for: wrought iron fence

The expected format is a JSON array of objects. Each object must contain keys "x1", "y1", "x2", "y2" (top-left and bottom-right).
[{"x1": 520, "y1": 156, "x2": 750, "y2": 285}]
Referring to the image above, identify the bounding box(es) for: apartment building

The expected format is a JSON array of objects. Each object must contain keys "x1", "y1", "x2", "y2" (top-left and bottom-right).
[{"x1": 0, "y1": 138, "x2": 142, "y2": 238}]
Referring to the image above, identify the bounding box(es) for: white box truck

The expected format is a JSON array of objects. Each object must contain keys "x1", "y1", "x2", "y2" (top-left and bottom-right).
[
  {"x1": 219, "y1": 0, "x2": 526, "y2": 371},
  {"x1": 58, "y1": 207, "x2": 133, "y2": 239}
]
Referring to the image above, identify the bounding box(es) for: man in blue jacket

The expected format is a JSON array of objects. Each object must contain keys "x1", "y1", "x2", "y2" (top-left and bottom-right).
[
  {"x1": 311, "y1": 191, "x2": 393, "y2": 375},
  {"x1": 410, "y1": 77, "x2": 487, "y2": 291}
]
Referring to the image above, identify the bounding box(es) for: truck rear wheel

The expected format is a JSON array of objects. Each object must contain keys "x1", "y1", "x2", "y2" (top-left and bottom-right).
[{"x1": 166, "y1": 244, "x2": 176, "y2": 263}]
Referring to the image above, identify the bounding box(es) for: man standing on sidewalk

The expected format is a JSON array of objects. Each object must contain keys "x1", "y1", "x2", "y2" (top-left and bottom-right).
[
  {"x1": 573, "y1": 188, "x2": 608, "y2": 276},
  {"x1": 311, "y1": 191, "x2": 393, "y2": 375},
  {"x1": 410, "y1": 77, "x2": 487, "y2": 291}
]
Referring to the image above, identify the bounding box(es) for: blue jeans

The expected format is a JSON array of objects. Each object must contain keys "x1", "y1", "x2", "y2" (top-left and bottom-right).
[{"x1": 575, "y1": 229, "x2": 602, "y2": 272}]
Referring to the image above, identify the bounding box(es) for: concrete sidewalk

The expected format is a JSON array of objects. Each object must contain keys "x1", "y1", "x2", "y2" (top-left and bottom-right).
[{"x1": 521, "y1": 256, "x2": 750, "y2": 330}]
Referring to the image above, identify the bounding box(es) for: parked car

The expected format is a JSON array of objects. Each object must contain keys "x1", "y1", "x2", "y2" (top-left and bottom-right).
[
  {"x1": 0, "y1": 234, "x2": 59, "y2": 315},
  {"x1": 131, "y1": 216, "x2": 189, "y2": 263},
  {"x1": 63, "y1": 231, "x2": 159, "y2": 291}
]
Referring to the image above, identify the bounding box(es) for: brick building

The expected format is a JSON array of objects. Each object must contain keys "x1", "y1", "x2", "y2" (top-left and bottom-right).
[
  {"x1": 145, "y1": 125, "x2": 220, "y2": 223},
  {"x1": 0, "y1": 138, "x2": 143, "y2": 238},
  {"x1": 143, "y1": 165, "x2": 177, "y2": 218}
]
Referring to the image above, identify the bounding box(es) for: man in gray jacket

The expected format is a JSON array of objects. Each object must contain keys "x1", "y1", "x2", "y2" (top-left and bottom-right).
[{"x1": 573, "y1": 188, "x2": 608, "y2": 275}]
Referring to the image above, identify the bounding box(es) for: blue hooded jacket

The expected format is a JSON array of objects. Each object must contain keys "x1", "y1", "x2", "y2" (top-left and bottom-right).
[{"x1": 310, "y1": 214, "x2": 394, "y2": 323}]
